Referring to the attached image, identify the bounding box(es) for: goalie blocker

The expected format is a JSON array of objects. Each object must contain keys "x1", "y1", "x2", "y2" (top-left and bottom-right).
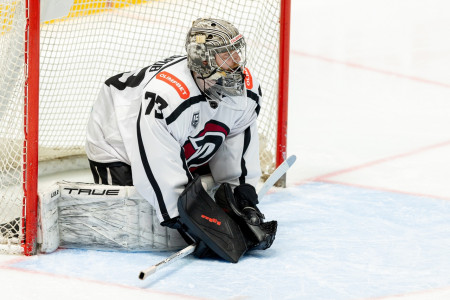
[{"x1": 171, "y1": 175, "x2": 277, "y2": 263}]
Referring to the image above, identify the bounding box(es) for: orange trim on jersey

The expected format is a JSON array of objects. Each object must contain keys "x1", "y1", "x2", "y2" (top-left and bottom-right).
[
  {"x1": 156, "y1": 71, "x2": 190, "y2": 100},
  {"x1": 243, "y1": 68, "x2": 253, "y2": 89}
]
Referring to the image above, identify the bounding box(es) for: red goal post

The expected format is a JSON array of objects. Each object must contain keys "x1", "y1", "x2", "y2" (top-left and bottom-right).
[{"x1": 0, "y1": 0, "x2": 290, "y2": 255}]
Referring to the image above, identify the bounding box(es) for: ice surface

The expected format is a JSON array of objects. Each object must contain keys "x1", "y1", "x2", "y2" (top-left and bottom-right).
[
  {"x1": 2, "y1": 0, "x2": 450, "y2": 299},
  {"x1": 4, "y1": 183, "x2": 450, "y2": 300}
]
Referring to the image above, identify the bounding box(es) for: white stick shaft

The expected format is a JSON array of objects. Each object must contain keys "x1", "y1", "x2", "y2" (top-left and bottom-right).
[
  {"x1": 139, "y1": 243, "x2": 197, "y2": 280},
  {"x1": 138, "y1": 154, "x2": 297, "y2": 280}
]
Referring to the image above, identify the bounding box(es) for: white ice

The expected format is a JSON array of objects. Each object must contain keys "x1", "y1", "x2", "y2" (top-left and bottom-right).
[{"x1": 2, "y1": 0, "x2": 450, "y2": 299}]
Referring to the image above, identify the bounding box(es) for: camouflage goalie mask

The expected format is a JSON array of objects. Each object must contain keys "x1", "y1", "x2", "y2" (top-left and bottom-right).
[{"x1": 185, "y1": 18, "x2": 247, "y2": 108}]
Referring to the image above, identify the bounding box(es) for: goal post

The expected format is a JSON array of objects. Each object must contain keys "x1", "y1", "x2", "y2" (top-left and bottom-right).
[
  {"x1": 24, "y1": 0, "x2": 40, "y2": 256},
  {"x1": 277, "y1": 0, "x2": 291, "y2": 186},
  {"x1": 0, "y1": 0, "x2": 291, "y2": 255}
]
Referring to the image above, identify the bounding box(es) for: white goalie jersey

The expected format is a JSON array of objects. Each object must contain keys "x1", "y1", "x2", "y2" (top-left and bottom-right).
[{"x1": 86, "y1": 55, "x2": 262, "y2": 223}]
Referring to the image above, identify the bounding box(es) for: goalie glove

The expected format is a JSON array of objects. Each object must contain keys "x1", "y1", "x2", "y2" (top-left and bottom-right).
[
  {"x1": 233, "y1": 184, "x2": 264, "y2": 225},
  {"x1": 215, "y1": 183, "x2": 278, "y2": 250}
]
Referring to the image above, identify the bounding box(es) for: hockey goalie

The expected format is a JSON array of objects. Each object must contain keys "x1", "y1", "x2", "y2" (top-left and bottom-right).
[{"x1": 32, "y1": 18, "x2": 277, "y2": 262}]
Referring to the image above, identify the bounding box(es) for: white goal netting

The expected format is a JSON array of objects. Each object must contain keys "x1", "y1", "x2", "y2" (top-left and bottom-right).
[{"x1": 1, "y1": 0, "x2": 282, "y2": 253}]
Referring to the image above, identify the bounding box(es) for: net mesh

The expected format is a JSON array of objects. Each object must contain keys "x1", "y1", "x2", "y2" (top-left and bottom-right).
[
  {"x1": 1, "y1": 0, "x2": 27, "y2": 253},
  {"x1": 0, "y1": 0, "x2": 281, "y2": 253}
]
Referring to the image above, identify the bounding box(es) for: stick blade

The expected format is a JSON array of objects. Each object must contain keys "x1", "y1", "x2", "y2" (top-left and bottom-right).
[
  {"x1": 258, "y1": 155, "x2": 297, "y2": 198},
  {"x1": 286, "y1": 154, "x2": 297, "y2": 167}
]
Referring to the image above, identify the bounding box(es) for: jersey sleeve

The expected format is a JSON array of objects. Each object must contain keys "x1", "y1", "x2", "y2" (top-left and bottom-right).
[{"x1": 128, "y1": 91, "x2": 192, "y2": 223}]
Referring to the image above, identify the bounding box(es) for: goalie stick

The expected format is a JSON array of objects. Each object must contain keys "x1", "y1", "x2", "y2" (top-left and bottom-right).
[
  {"x1": 138, "y1": 154, "x2": 297, "y2": 280},
  {"x1": 138, "y1": 243, "x2": 196, "y2": 279},
  {"x1": 258, "y1": 154, "x2": 297, "y2": 199}
]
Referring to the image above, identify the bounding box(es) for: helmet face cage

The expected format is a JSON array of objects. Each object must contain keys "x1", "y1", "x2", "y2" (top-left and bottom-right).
[
  {"x1": 207, "y1": 39, "x2": 246, "y2": 75},
  {"x1": 186, "y1": 18, "x2": 247, "y2": 100},
  {"x1": 206, "y1": 39, "x2": 246, "y2": 96}
]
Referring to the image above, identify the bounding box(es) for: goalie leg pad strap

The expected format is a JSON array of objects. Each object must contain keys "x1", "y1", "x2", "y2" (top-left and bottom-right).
[{"x1": 177, "y1": 176, "x2": 247, "y2": 263}]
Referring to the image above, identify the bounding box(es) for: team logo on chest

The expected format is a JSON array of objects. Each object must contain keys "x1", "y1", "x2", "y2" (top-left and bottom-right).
[
  {"x1": 183, "y1": 120, "x2": 230, "y2": 170},
  {"x1": 191, "y1": 111, "x2": 200, "y2": 128}
]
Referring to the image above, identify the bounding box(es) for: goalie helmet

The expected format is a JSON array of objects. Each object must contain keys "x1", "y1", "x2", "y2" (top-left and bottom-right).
[{"x1": 185, "y1": 18, "x2": 247, "y2": 106}]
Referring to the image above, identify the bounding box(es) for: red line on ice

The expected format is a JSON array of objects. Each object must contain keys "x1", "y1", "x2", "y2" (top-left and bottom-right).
[
  {"x1": 314, "y1": 140, "x2": 450, "y2": 180},
  {"x1": 292, "y1": 50, "x2": 450, "y2": 89}
]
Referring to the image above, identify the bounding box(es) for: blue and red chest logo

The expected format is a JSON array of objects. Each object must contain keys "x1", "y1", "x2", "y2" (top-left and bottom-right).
[{"x1": 183, "y1": 120, "x2": 230, "y2": 170}]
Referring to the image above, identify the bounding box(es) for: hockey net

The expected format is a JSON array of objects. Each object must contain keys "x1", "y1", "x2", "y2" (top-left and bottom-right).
[{"x1": 0, "y1": 0, "x2": 289, "y2": 254}]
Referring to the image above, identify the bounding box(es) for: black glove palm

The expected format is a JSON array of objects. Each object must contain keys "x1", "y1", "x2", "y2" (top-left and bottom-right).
[
  {"x1": 233, "y1": 184, "x2": 265, "y2": 225},
  {"x1": 215, "y1": 183, "x2": 278, "y2": 250}
]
